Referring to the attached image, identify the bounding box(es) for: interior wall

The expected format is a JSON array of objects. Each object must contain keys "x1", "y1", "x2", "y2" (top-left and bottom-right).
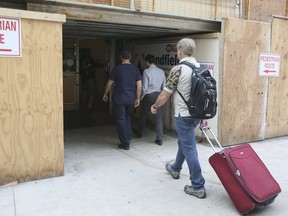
[
  {"x1": 79, "y1": 39, "x2": 107, "y2": 94},
  {"x1": 220, "y1": 18, "x2": 270, "y2": 146},
  {"x1": 194, "y1": 34, "x2": 220, "y2": 138},
  {"x1": 266, "y1": 17, "x2": 288, "y2": 138},
  {"x1": 0, "y1": 9, "x2": 65, "y2": 184},
  {"x1": 131, "y1": 41, "x2": 175, "y2": 132}
]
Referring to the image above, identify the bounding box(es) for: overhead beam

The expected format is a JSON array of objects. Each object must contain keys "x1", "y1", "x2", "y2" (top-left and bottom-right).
[{"x1": 27, "y1": 3, "x2": 221, "y2": 33}]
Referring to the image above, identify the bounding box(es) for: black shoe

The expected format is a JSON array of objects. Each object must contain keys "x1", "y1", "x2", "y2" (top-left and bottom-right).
[
  {"x1": 155, "y1": 139, "x2": 162, "y2": 145},
  {"x1": 132, "y1": 128, "x2": 142, "y2": 138},
  {"x1": 118, "y1": 144, "x2": 129, "y2": 150}
]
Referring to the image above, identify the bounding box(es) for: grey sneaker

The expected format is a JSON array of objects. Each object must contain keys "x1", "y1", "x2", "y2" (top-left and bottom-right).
[
  {"x1": 165, "y1": 162, "x2": 180, "y2": 179},
  {"x1": 184, "y1": 185, "x2": 206, "y2": 199}
]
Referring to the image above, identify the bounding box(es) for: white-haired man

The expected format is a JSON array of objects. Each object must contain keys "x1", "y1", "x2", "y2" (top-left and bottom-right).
[{"x1": 151, "y1": 38, "x2": 208, "y2": 199}]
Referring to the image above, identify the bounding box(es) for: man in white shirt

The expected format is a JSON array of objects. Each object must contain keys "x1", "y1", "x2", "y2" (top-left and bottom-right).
[
  {"x1": 133, "y1": 54, "x2": 166, "y2": 145},
  {"x1": 151, "y1": 38, "x2": 208, "y2": 198}
]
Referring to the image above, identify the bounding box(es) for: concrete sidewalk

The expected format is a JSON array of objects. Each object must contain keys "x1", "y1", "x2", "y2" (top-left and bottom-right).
[{"x1": 1, "y1": 126, "x2": 287, "y2": 216}]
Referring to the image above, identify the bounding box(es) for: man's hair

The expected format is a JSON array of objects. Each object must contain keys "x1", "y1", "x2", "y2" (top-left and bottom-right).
[
  {"x1": 120, "y1": 50, "x2": 131, "y2": 60},
  {"x1": 145, "y1": 54, "x2": 155, "y2": 64},
  {"x1": 177, "y1": 38, "x2": 196, "y2": 56}
]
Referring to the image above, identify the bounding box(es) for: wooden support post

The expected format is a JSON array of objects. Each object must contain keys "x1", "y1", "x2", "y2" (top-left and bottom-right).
[
  {"x1": 286, "y1": 0, "x2": 288, "y2": 16},
  {"x1": 214, "y1": 0, "x2": 218, "y2": 20},
  {"x1": 247, "y1": 0, "x2": 251, "y2": 20}
]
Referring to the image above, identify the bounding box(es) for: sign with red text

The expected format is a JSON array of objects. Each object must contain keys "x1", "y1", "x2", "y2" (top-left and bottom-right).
[
  {"x1": 0, "y1": 17, "x2": 21, "y2": 57},
  {"x1": 259, "y1": 53, "x2": 280, "y2": 77},
  {"x1": 200, "y1": 62, "x2": 215, "y2": 76}
]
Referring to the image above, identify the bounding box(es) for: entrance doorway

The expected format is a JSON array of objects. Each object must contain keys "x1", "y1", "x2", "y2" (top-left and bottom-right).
[{"x1": 63, "y1": 38, "x2": 113, "y2": 129}]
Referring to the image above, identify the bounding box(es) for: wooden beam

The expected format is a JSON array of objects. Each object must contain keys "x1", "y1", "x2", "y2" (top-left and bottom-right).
[
  {"x1": 0, "y1": 7, "x2": 66, "y2": 23},
  {"x1": 286, "y1": 0, "x2": 288, "y2": 16},
  {"x1": 214, "y1": 0, "x2": 218, "y2": 20},
  {"x1": 247, "y1": 0, "x2": 251, "y2": 20}
]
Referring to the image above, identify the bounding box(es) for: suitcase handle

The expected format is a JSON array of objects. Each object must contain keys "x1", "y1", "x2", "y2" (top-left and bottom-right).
[{"x1": 200, "y1": 126, "x2": 223, "y2": 152}]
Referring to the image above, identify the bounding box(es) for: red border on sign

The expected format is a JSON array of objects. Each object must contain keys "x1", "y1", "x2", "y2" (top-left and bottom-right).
[{"x1": 0, "y1": 16, "x2": 21, "y2": 57}]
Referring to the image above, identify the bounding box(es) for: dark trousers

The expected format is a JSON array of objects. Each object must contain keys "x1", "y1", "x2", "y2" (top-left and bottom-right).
[
  {"x1": 114, "y1": 104, "x2": 132, "y2": 147},
  {"x1": 138, "y1": 92, "x2": 163, "y2": 140}
]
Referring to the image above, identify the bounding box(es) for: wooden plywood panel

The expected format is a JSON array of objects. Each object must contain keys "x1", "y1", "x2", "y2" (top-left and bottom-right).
[
  {"x1": 220, "y1": 18, "x2": 270, "y2": 146},
  {"x1": 249, "y1": 0, "x2": 286, "y2": 22},
  {"x1": 266, "y1": 17, "x2": 288, "y2": 138},
  {"x1": 0, "y1": 18, "x2": 64, "y2": 184}
]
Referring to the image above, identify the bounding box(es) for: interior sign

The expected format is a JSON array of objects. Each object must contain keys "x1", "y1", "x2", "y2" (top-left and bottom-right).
[
  {"x1": 259, "y1": 53, "x2": 280, "y2": 77},
  {"x1": 0, "y1": 17, "x2": 21, "y2": 57},
  {"x1": 200, "y1": 62, "x2": 214, "y2": 76}
]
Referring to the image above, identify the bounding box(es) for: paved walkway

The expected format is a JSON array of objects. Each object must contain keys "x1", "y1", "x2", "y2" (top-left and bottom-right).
[{"x1": 1, "y1": 126, "x2": 287, "y2": 216}]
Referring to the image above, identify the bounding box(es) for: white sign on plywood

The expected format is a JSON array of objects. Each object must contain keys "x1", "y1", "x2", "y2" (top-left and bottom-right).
[
  {"x1": 259, "y1": 53, "x2": 280, "y2": 77},
  {"x1": 0, "y1": 17, "x2": 21, "y2": 57}
]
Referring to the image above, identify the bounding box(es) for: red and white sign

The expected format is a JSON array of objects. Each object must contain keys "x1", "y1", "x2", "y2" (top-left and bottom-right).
[
  {"x1": 200, "y1": 62, "x2": 215, "y2": 76},
  {"x1": 259, "y1": 53, "x2": 280, "y2": 77},
  {"x1": 0, "y1": 17, "x2": 21, "y2": 57}
]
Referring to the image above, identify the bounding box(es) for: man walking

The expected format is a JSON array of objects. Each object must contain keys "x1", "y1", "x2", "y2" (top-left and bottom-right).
[
  {"x1": 133, "y1": 54, "x2": 166, "y2": 145},
  {"x1": 103, "y1": 50, "x2": 142, "y2": 150},
  {"x1": 151, "y1": 38, "x2": 208, "y2": 198}
]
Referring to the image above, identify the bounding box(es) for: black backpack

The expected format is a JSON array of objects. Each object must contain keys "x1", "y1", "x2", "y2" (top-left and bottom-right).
[{"x1": 176, "y1": 61, "x2": 217, "y2": 119}]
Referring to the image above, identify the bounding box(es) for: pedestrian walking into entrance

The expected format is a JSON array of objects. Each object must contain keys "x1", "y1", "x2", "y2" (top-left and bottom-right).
[
  {"x1": 133, "y1": 54, "x2": 166, "y2": 145},
  {"x1": 81, "y1": 54, "x2": 97, "y2": 110},
  {"x1": 151, "y1": 38, "x2": 208, "y2": 198},
  {"x1": 103, "y1": 50, "x2": 142, "y2": 150}
]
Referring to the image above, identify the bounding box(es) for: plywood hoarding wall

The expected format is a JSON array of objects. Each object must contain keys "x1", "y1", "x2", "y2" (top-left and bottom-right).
[
  {"x1": 266, "y1": 17, "x2": 288, "y2": 138},
  {"x1": 0, "y1": 9, "x2": 65, "y2": 185},
  {"x1": 220, "y1": 18, "x2": 270, "y2": 146},
  {"x1": 249, "y1": 0, "x2": 286, "y2": 22}
]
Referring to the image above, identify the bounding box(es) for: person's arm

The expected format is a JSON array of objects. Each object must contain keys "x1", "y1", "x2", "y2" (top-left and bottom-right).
[
  {"x1": 141, "y1": 70, "x2": 148, "y2": 100},
  {"x1": 161, "y1": 70, "x2": 166, "y2": 90},
  {"x1": 103, "y1": 79, "x2": 114, "y2": 102},
  {"x1": 151, "y1": 65, "x2": 180, "y2": 114},
  {"x1": 151, "y1": 90, "x2": 172, "y2": 114},
  {"x1": 134, "y1": 80, "x2": 142, "y2": 107}
]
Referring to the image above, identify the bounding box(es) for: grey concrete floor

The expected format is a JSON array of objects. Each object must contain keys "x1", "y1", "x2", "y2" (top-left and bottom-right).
[{"x1": 0, "y1": 126, "x2": 287, "y2": 216}]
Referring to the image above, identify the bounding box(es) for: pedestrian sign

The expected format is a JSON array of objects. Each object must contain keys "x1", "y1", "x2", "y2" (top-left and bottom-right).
[
  {"x1": 259, "y1": 53, "x2": 280, "y2": 77},
  {"x1": 0, "y1": 17, "x2": 21, "y2": 57}
]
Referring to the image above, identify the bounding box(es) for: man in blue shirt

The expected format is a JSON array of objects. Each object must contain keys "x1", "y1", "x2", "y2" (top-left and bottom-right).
[
  {"x1": 133, "y1": 54, "x2": 166, "y2": 145},
  {"x1": 103, "y1": 50, "x2": 142, "y2": 150}
]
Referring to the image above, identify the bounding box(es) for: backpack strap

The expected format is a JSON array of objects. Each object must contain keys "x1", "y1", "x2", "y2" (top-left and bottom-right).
[
  {"x1": 179, "y1": 61, "x2": 198, "y2": 71},
  {"x1": 176, "y1": 61, "x2": 197, "y2": 105}
]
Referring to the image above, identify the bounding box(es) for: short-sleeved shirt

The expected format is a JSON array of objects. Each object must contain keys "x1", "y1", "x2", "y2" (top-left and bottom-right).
[
  {"x1": 110, "y1": 63, "x2": 141, "y2": 105},
  {"x1": 163, "y1": 56, "x2": 200, "y2": 117}
]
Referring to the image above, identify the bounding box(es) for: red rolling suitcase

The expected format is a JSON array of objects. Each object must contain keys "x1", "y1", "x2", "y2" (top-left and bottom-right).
[{"x1": 201, "y1": 127, "x2": 281, "y2": 215}]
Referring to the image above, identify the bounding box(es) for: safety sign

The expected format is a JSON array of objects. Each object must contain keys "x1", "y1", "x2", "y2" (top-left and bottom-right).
[
  {"x1": 259, "y1": 53, "x2": 280, "y2": 77},
  {"x1": 0, "y1": 17, "x2": 21, "y2": 57}
]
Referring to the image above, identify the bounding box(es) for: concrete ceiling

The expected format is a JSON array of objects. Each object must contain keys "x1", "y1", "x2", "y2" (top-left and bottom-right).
[
  {"x1": 63, "y1": 18, "x2": 220, "y2": 40},
  {"x1": 27, "y1": 2, "x2": 222, "y2": 40},
  {"x1": 2, "y1": 1, "x2": 222, "y2": 40}
]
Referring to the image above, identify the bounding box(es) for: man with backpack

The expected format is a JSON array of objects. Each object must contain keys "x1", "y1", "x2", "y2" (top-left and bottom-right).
[{"x1": 151, "y1": 38, "x2": 208, "y2": 199}]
